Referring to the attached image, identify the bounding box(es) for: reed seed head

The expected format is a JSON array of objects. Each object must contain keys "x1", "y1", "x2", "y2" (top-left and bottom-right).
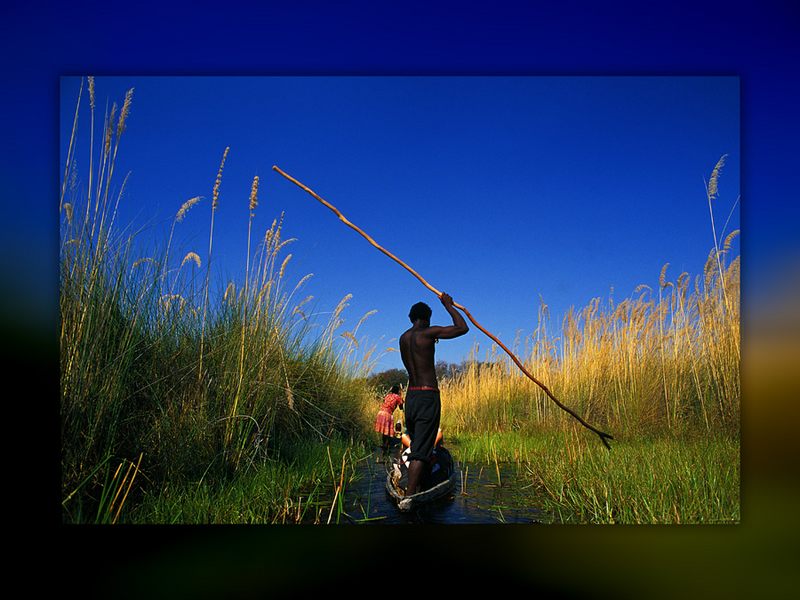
[
  {"x1": 264, "y1": 219, "x2": 277, "y2": 247},
  {"x1": 659, "y1": 263, "x2": 670, "y2": 288},
  {"x1": 279, "y1": 253, "x2": 292, "y2": 279},
  {"x1": 704, "y1": 249, "x2": 717, "y2": 289},
  {"x1": 176, "y1": 196, "x2": 202, "y2": 222},
  {"x1": 117, "y1": 88, "x2": 134, "y2": 138},
  {"x1": 132, "y1": 257, "x2": 154, "y2": 269},
  {"x1": 291, "y1": 274, "x2": 314, "y2": 297},
  {"x1": 356, "y1": 309, "x2": 378, "y2": 329},
  {"x1": 728, "y1": 256, "x2": 740, "y2": 281},
  {"x1": 105, "y1": 103, "x2": 117, "y2": 154},
  {"x1": 249, "y1": 175, "x2": 259, "y2": 214},
  {"x1": 333, "y1": 294, "x2": 353, "y2": 321},
  {"x1": 292, "y1": 295, "x2": 314, "y2": 315},
  {"x1": 88, "y1": 76, "x2": 95, "y2": 110},
  {"x1": 181, "y1": 252, "x2": 202, "y2": 269},
  {"x1": 707, "y1": 154, "x2": 728, "y2": 201},
  {"x1": 723, "y1": 229, "x2": 740, "y2": 254},
  {"x1": 212, "y1": 147, "x2": 230, "y2": 210},
  {"x1": 224, "y1": 281, "x2": 236, "y2": 302},
  {"x1": 161, "y1": 293, "x2": 186, "y2": 311}
]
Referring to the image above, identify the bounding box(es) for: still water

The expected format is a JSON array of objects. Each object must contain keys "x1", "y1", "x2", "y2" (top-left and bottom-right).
[{"x1": 334, "y1": 444, "x2": 552, "y2": 525}]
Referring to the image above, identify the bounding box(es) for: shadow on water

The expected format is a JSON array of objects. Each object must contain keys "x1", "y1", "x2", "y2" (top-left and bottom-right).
[{"x1": 336, "y1": 442, "x2": 554, "y2": 525}]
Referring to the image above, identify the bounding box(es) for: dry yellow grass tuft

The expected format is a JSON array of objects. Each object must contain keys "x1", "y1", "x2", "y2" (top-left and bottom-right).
[{"x1": 438, "y1": 247, "x2": 740, "y2": 438}]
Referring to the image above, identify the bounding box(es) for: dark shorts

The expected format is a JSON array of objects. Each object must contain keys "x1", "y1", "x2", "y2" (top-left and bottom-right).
[{"x1": 404, "y1": 389, "x2": 441, "y2": 463}]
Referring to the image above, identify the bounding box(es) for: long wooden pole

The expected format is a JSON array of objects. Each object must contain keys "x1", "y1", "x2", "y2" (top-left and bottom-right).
[{"x1": 272, "y1": 165, "x2": 614, "y2": 449}]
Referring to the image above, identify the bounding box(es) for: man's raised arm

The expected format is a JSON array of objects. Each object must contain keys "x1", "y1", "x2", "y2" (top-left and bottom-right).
[{"x1": 427, "y1": 293, "x2": 469, "y2": 339}]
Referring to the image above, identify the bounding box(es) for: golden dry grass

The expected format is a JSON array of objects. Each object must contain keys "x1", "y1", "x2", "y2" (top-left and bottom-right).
[{"x1": 439, "y1": 237, "x2": 739, "y2": 439}]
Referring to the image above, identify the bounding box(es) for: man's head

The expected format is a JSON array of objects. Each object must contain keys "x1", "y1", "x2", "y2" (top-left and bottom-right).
[{"x1": 408, "y1": 301, "x2": 432, "y2": 324}]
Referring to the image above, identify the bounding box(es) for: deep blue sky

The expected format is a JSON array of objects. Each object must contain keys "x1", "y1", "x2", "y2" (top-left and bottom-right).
[
  {"x1": 59, "y1": 76, "x2": 739, "y2": 372},
  {"x1": 4, "y1": 3, "x2": 795, "y2": 356}
]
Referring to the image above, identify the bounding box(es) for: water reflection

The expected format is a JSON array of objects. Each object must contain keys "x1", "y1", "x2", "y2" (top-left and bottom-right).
[{"x1": 338, "y1": 447, "x2": 552, "y2": 525}]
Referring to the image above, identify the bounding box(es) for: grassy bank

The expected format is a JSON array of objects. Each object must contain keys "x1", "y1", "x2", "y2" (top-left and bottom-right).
[
  {"x1": 431, "y1": 155, "x2": 740, "y2": 523},
  {"x1": 452, "y1": 430, "x2": 739, "y2": 524},
  {"x1": 128, "y1": 438, "x2": 372, "y2": 524},
  {"x1": 60, "y1": 79, "x2": 376, "y2": 523}
]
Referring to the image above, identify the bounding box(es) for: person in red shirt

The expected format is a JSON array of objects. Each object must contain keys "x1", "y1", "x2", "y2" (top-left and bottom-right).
[{"x1": 375, "y1": 384, "x2": 404, "y2": 458}]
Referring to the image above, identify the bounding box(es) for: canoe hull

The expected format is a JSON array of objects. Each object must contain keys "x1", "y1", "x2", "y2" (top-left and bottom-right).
[{"x1": 385, "y1": 447, "x2": 457, "y2": 512}]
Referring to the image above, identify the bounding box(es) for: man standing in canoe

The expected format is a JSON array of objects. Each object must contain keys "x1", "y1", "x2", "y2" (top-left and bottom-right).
[{"x1": 400, "y1": 293, "x2": 468, "y2": 497}]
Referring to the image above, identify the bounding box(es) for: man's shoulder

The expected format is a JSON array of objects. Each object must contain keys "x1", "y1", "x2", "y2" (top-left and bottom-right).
[{"x1": 402, "y1": 326, "x2": 437, "y2": 338}]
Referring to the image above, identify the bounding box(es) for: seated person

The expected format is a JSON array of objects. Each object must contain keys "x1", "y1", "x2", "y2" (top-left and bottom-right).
[
  {"x1": 401, "y1": 427, "x2": 443, "y2": 450},
  {"x1": 395, "y1": 428, "x2": 448, "y2": 492}
]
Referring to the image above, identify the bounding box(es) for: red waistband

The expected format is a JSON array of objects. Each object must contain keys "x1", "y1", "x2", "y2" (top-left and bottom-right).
[{"x1": 407, "y1": 386, "x2": 439, "y2": 391}]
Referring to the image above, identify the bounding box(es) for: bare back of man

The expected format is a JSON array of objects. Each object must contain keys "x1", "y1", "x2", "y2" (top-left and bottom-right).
[{"x1": 399, "y1": 293, "x2": 468, "y2": 496}]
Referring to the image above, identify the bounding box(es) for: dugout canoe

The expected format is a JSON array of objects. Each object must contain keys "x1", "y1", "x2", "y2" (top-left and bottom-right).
[{"x1": 385, "y1": 446, "x2": 457, "y2": 512}]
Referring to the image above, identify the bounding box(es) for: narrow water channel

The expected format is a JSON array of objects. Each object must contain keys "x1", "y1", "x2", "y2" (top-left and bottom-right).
[{"x1": 335, "y1": 444, "x2": 553, "y2": 524}]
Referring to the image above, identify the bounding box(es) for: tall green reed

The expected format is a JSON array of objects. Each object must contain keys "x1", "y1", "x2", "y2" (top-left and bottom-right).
[{"x1": 60, "y1": 78, "x2": 377, "y2": 522}]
